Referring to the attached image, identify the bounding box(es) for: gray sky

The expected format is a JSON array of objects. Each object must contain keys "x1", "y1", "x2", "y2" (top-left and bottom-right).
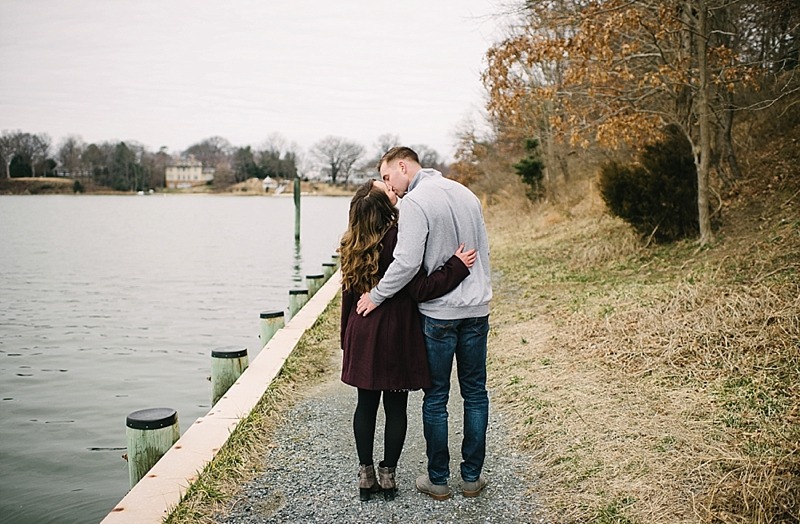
[{"x1": 0, "y1": 1, "x2": 503, "y2": 162}]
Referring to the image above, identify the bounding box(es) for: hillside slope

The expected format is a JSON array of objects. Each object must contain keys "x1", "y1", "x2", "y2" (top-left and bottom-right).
[{"x1": 484, "y1": 122, "x2": 799, "y2": 522}]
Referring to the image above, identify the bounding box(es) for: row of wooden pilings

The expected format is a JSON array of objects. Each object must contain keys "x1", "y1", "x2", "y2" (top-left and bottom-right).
[{"x1": 124, "y1": 254, "x2": 340, "y2": 488}]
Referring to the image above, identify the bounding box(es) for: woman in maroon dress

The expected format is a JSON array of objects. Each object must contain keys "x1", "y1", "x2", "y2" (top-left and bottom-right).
[{"x1": 339, "y1": 180, "x2": 475, "y2": 501}]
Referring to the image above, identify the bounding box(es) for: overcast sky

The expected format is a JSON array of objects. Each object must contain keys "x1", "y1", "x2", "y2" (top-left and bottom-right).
[{"x1": 1, "y1": 1, "x2": 505, "y2": 163}]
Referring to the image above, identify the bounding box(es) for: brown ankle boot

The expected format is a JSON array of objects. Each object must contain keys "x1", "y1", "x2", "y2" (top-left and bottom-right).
[
  {"x1": 377, "y1": 465, "x2": 397, "y2": 501},
  {"x1": 358, "y1": 464, "x2": 380, "y2": 501}
]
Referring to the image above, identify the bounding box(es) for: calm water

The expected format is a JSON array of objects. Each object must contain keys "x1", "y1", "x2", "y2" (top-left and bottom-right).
[{"x1": 0, "y1": 194, "x2": 350, "y2": 524}]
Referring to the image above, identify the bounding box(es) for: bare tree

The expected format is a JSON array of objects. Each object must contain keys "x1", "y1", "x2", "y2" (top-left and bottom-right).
[
  {"x1": 410, "y1": 143, "x2": 443, "y2": 170},
  {"x1": 360, "y1": 134, "x2": 403, "y2": 176},
  {"x1": 449, "y1": 119, "x2": 491, "y2": 188},
  {"x1": 0, "y1": 130, "x2": 21, "y2": 178},
  {"x1": 375, "y1": 133, "x2": 402, "y2": 157},
  {"x1": 57, "y1": 135, "x2": 86, "y2": 175},
  {"x1": 184, "y1": 136, "x2": 232, "y2": 170},
  {"x1": 310, "y1": 136, "x2": 365, "y2": 184}
]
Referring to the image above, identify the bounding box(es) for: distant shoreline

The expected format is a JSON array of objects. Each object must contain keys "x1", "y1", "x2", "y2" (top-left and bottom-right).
[{"x1": 0, "y1": 177, "x2": 355, "y2": 197}]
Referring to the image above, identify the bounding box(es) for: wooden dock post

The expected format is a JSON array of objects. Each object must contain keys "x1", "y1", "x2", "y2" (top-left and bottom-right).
[
  {"x1": 288, "y1": 289, "x2": 309, "y2": 319},
  {"x1": 125, "y1": 408, "x2": 180, "y2": 488},
  {"x1": 331, "y1": 253, "x2": 340, "y2": 269},
  {"x1": 322, "y1": 262, "x2": 336, "y2": 281},
  {"x1": 294, "y1": 176, "x2": 301, "y2": 240},
  {"x1": 305, "y1": 274, "x2": 325, "y2": 298},
  {"x1": 210, "y1": 346, "x2": 249, "y2": 405},
  {"x1": 259, "y1": 310, "x2": 285, "y2": 348}
]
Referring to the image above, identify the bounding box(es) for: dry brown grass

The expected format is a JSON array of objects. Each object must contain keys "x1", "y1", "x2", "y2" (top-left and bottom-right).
[
  {"x1": 220, "y1": 177, "x2": 355, "y2": 196},
  {"x1": 485, "y1": 169, "x2": 799, "y2": 523},
  {"x1": 0, "y1": 176, "x2": 77, "y2": 194}
]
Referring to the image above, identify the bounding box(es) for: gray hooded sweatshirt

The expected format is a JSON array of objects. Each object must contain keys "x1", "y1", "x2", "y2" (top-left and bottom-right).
[{"x1": 368, "y1": 168, "x2": 492, "y2": 320}]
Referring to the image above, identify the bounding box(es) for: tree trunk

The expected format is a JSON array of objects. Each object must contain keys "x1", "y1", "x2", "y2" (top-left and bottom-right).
[
  {"x1": 677, "y1": 3, "x2": 695, "y2": 129},
  {"x1": 558, "y1": 154, "x2": 570, "y2": 184},
  {"x1": 720, "y1": 96, "x2": 742, "y2": 183},
  {"x1": 713, "y1": 5, "x2": 741, "y2": 186},
  {"x1": 544, "y1": 129, "x2": 555, "y2": 187},
  {"x1": 330, "y1": 162, "x2": 338, "y2": 184},
  {"x1": 695, "y1": 0, "x2": 714, "y2": 245}
]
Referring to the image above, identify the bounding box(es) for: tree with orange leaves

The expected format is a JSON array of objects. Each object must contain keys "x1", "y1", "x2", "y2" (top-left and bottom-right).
[{"x1": 483, "y1": 0, "x2": 799, "y2": 245}]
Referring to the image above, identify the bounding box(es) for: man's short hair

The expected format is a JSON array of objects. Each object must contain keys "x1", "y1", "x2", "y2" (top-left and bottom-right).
[{"x1": 377, "y1": 146, "x2": 419, "y2": 171}]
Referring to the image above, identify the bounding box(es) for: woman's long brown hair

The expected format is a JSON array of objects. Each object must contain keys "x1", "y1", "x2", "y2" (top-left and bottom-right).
[{"x1": 339, "y1": 181, "x2": 398, "y2": 294}]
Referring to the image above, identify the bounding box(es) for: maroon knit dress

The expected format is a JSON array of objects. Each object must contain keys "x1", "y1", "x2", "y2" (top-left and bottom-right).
[{"x1": 340, "y1": 226, "x2": 470, "y2": 391}]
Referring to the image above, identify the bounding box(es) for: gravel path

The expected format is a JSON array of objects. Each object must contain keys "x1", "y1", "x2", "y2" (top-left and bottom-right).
[{"x1": 215, "y1": 371, "x2": 545, "y2": 524}]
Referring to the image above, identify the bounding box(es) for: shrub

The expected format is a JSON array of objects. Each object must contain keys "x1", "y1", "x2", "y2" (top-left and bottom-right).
[
  {"x1": 598, "y1": 127, "x2": 699, "y2": 243},
  {"x1": 513, "y1": 138, "x2": 545, "y2": 200}
]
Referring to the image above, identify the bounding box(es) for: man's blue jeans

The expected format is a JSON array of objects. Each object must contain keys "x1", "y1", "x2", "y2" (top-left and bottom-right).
[{"x1": 420, "y1": 314, "x2": 490, "y2": 484}]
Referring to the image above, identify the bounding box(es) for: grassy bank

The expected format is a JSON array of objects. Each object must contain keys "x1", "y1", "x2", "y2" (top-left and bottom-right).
[
  {"x1": 0, "y1": 176, "x2": 80, "y2": 194},
  {"x1": 485, "y1": 171, "x2": 799, "y2": 521}
]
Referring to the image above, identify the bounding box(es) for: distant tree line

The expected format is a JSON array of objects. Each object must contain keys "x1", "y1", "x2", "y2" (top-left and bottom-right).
[{"x1": 0, "y1": 129, "x2": 446, "y2": 192}]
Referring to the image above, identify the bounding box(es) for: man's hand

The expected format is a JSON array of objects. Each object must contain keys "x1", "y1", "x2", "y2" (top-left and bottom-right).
[{"x1": 356, "y1": 293, "x2": 378, "y2": 316}]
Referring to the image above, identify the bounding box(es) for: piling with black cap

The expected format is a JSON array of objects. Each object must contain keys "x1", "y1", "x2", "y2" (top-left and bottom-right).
[
  {"x1": 288, "y1": 289, "x2": 309, "y2": 319},
  {"x1": 259, "y1": 310, "x2": 285, "y2": 348},
  {"x1": 322, "y1": 262, "x2": 336, "y2": 281},
  {"x1": 125, "y1": 407, "x2": 180, "y2": 487},
  {"x1": 331, "y1": 253, "x2": 340, "y2": 269},
  {"x1": 306, "y1": 273, "x2": 325, "y2": 298},
  {"x1": 211, "y1": 346, "x2": 249, "y2": 405}
]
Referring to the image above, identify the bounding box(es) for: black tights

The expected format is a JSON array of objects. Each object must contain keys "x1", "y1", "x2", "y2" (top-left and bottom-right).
[{"x1": 353, "y1": 389, "x2": 409, "y2": 468}]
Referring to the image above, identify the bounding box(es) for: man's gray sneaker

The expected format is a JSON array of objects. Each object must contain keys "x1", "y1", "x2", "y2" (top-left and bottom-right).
[
  {"x1": 415, "y1": 474, "x2": 451, "y2": 500},
  {"x1": 462, "y1": 475, "x2": 488, "y2": 497}
]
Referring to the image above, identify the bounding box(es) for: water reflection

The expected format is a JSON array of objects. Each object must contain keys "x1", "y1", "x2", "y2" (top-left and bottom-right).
[{"x1": 293, "y1": 237, "x2": 303, "y2": 284}]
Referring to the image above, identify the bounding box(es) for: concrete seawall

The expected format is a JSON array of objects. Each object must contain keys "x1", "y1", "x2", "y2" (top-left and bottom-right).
[{"x1": 101, "y1": 270, "x2": 342, "y2": 524}]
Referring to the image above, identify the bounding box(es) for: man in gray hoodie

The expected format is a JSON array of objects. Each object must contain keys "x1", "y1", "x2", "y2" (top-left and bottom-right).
[{"x1": 356, "y1": 146, "x2": 492, "y2": 500}]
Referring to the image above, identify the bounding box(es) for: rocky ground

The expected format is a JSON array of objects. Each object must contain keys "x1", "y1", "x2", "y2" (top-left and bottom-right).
[{"x1": 214, "y1": 375, "x2": 546, "y2": 524}]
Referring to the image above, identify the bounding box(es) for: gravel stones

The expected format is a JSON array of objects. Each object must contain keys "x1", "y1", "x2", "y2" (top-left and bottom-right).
[{"x1": 216, "y1": 378, "x2": 545, "y2": 524}]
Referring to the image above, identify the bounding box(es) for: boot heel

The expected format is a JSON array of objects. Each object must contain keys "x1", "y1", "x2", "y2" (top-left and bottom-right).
[
  {"x1": 358, "y1": 464, "x2": 380, "y2": 502},
  {"x1": 377, "y1": 465, "x2": 397, "y2": 501},
  {"x1": 359, "y1": 487, "x2": 373, "y2": 501}
]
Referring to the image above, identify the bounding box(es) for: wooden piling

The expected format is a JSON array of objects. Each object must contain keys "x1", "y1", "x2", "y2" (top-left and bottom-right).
[
  {"x1": 322, "y1": 262, "x2": 336, "y2": 281},
  {"x1": 210, "y1": 346, "x2": 249, "y2": 405},
  {"x1": 288, "y1": 289, "x2": 309, "y2": 319},
  {"x1": 305, "y1": 274, "x2": 325, "y2": 298},
  {"x1": 259, "y1": 310, "x2": 285, "y2": 348},
  {"x1": 294, "y1": 176, "x2": 301, "y2": 240},
  {"x1": 331, "y1": 253, "x2": 340, "y2": 269},
  {"x1": 125, "y1": 408, "x2": 180, "y2": 488}
]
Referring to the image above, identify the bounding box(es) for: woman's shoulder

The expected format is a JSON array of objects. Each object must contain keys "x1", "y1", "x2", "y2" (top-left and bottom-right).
[{"x1": 383, "y1": 225, "x2": 399, "y2": 243}]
